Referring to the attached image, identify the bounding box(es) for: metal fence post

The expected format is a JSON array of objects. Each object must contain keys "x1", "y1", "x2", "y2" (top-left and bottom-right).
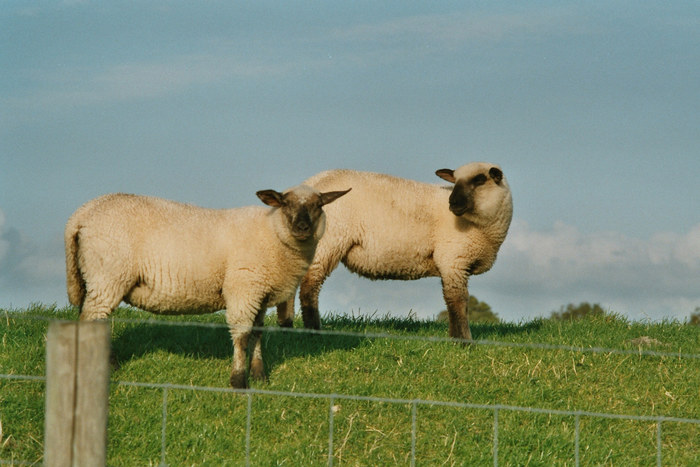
[
  {"x1": 575, "y1": 413, "x2": 580, "y2": 467},
  {"x1": 328, "y1": 395, "x2": 336, "y2": 467},
  {"x1": 160, "y1": 387, "x2": 168, "y2": 466},
  {"x1": 493, "y1": 408, "x2": 499, "y2": 467},
  {"x1": 410, "y1": 401, "x2": 417, "y2": 467},
  {"x1": 656, "y1": 419, "x2": 662, "y2": 467},
  {"x1": 246, "y1": 392, "x2": 253, "y2": 467}
]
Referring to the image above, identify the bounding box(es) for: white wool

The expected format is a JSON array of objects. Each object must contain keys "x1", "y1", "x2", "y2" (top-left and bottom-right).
[
  {"x1": 64, "y1": 186, "x2": 347, "y2": 387},
  {"x1": 278, "y1": 163, "x2": 513, "y2": 341}
]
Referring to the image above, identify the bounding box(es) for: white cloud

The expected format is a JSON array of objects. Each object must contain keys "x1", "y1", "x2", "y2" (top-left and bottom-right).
[
  {"x1": 504, "y1": 220, "x2": 699, "y2": 285},
  {"x1": 5, "y1": 53, "x2": 297, "y2": 114},
  {"x1": 0, "y1": 212, "x2": 65, "y2": 301},
  {"x1": 15, "y1": 253, "x2": 65, "y2": 285},
  {"x1": 90, "y1": 54, "x2": 299, "y2": 102},
  {"x1": 483, "y1": 220, "x2": 700, "y2": 320},
  {"x1": 0, "y1": 210, "x2": 10, "y2": 272},
  {"x1": 332, "y1": 8, "x2": 581, "y2": 47},
  {"x1": 651, "y1": 224, "x2": 700, "y2": 268},
  {"x1": 0, "y1": 210, "x2": 23, "y2": 275}
]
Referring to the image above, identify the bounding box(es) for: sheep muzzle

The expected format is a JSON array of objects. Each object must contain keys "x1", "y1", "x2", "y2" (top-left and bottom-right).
[
  {"x1": 448, "y1": 182, "x2": 474, "y2": 216},
  {"x1": 290, "y1": 208, "x2": 314, "y2": 241}
]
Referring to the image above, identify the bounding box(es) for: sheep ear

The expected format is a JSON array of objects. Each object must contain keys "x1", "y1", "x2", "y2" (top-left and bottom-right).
[
  {"x1": 435, "y1": 169, "x2": 456, "y2": 183},
  {"x1": 320, "y1": 188, "x2": 351, "y2": 206},
  {"x1": 256, "y1": 190, "x2": 285, "y2": 207},
  {"x1": 489, "y1": 167, "x2": 503, "y2": 184}
]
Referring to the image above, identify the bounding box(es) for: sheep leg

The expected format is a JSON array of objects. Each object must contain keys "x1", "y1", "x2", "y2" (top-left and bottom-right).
[
  {"x1": 276, "y1": 297, "x2": 295, "y2": 328},
  {"x1": 441, "y1": 277, "x2": 473, "y2": 342},
  {"x1": 226, "y1": 293, "x2": 268, "y2": 388},
  {"x1": 299, "y1": 249, "x2": 345, "y2": 329},
  {"x1": 299, "y1": 264, "x2": 340, "y2": 329},
  {"x1": 79, "y1": 284, "x2": 125, "y2": 321},
  {"x1": 299, "y1": 275, "x2": 323, "y2": 330},
  {"x1": 229, "y1": 329, "x2": 250, "y2": 389},
  {"x1": 226, "y1": 307, "x2": 257, "y2": 389},
  {"x1": 249, "y1": 311, "x2": 267, "y2": 382}
]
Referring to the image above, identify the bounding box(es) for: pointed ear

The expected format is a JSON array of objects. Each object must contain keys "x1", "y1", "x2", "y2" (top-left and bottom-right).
[
  {"x1": 435, "y1": 169, "x2": 456, "y2": 183},
  {"x1": 256, "y1": 190, "x2": 285, "y2": 207},
  {"x1": 320, "y1": 188, "x2": 351, "y2": 206},
  {"x1": 489, "y1": 167, "x2": 503, "y2": 184}
]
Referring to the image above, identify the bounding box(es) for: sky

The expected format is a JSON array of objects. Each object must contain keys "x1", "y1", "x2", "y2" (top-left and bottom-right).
[{"x1": 1, "y1": 1, "x2": 699, "y2": 323}]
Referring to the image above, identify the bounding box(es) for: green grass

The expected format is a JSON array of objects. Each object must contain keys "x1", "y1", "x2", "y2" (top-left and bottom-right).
[{"x1": 1, "y1": 304, "x2": 699, "y2": 466}]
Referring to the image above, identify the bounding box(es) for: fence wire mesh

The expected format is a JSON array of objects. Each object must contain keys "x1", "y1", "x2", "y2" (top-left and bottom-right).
[
  {"x1": 2, "y1": 312, "x2": 699, "y2": 465},
  {"x1": 3, "y1": 374, "x2": 699, "y2": 466}
]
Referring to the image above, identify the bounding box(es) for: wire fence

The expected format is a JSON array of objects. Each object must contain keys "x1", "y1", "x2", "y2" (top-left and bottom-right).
[
  {"x1": 3, "y1": 373, "x2": 700, "y2": 467},
  {"x1": 2, "y1": 313, "x2": 700, "y2": 465}
]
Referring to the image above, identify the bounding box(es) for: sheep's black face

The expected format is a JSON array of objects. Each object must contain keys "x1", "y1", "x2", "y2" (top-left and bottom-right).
[
  {"x1": 436, "y1": 166, "x2": 504, "y2": 217},
  {"x1": 266, "y1": 191, "x2": 324, "y2": 242},
  {"x1": 256, "y1": 186, "x2": 351, "y2": 243},
  {"x1": 286, "y1": 201, "x2": 323, "y2": 241},
  {"x1": 448, "y1": 178, "x2": 477, "y2": 216}
]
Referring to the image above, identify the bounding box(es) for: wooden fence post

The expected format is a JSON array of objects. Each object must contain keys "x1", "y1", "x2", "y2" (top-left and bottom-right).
[{"x1": 44, "y1": 321, "x2": 111, "y2": 467}]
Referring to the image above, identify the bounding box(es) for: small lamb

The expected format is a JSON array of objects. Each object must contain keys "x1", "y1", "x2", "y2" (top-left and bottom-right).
[
  {"x1": 276, "y1": 163, "x2": 513, "y2": 341},
  {"x1": 65, "y1": 186, "x2": 350, "y2": 388}
]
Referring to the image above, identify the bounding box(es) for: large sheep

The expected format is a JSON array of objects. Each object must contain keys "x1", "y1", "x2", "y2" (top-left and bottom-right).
[
  {"x1": 276, "y1": 163, "x2": 512, "y2": 341},
  {"x1": 65, "y1": 186, "x2": 350, "y2": 388}
]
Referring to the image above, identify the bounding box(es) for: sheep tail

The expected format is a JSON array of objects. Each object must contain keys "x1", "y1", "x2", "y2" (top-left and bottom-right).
[{"x1": 64, "y1": 216, "x2": 85, "y2": 307}]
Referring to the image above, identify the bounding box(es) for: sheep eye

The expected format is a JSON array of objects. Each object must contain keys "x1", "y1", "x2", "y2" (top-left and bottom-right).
[{"x1": 471, "y1": 174, "x2": 487, "y2": 186}]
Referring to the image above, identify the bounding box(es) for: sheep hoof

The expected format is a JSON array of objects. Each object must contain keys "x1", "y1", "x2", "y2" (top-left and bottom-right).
[
  {"x1": 250, "y1": 359, "x2": 267, "y2": 382},
  {"x1": 278, "y1": 318, "x2": 294, "y2": 328},
  {"x1": 230, "y1": 371, "x2": 248, "y2": 389},
  {"x1": 449, "y1": 328, "x2": 474, "y2": 347},
  {"x1": 459, "y1": 339, "x2": 475, "y2": 348},
  {"x1": 301, "y1": 311, "x2": 321, "y2": 330}
]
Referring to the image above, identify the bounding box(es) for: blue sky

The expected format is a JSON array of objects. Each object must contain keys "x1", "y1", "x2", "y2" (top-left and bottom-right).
[{"x1": 2, "y1": 1, "x2": 699, "y2": 322}]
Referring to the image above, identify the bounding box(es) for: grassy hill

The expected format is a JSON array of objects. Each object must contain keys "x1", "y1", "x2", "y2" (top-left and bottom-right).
[{"x1": 1, "y1": 305, "x2": 699, "y2": 465}]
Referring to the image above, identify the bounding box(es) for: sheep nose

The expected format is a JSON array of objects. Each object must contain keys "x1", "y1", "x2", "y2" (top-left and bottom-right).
[
  {"x1": 292, "y1": 210, "x2": 313, "y2": 238},
  {"x1": 449, "y1": 192, "x2": 465, "y2": 209},
  {"x1": 297, "y1": 211, "x2": 312, "y2": 228},
  {"x1": 448, "y1": 189, "x2": 472, "y2": 216}
]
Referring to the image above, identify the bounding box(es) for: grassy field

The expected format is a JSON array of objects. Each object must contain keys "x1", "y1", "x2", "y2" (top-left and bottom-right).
[{"x1": 1, "y1": 304, "x2": 699, "y2": 466}]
